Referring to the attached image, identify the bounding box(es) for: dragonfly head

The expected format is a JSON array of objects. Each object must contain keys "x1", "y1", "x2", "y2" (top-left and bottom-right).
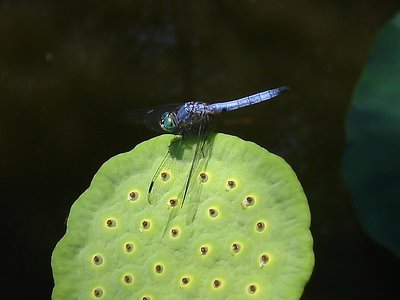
[{"x1": 160, "y1": 112, "x2": 178, "y2": 133}]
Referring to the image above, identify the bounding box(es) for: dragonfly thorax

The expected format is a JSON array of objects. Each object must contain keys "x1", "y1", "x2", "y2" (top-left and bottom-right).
[{"x1": 160, "y1": 102, "x2": 210, "y2": 134}]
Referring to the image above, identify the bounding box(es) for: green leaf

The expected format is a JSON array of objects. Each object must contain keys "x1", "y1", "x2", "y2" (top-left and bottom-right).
[{"x1": 343, "y1": 13, "x2": 400, "y2": 257}]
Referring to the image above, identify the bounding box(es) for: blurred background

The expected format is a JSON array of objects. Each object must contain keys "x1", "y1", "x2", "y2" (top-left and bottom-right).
[{"x1": 1, "y1": 0, "x2": 399, "y2": 299}]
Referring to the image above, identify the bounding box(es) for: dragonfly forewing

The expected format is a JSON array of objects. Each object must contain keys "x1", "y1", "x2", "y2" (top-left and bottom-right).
[{"x1": 147, "y1": 136, "x2": 184, "y2": 205}]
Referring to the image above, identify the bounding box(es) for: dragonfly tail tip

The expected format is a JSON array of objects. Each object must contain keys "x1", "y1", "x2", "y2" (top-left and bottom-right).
[{"x1": 280, "y1": 86, "x2": 290, "y2": 92}]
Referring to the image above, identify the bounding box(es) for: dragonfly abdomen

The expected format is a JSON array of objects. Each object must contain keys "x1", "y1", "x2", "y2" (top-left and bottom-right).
[{"x1": 207, "y1": 86, "x2": 288, "y2": 113}]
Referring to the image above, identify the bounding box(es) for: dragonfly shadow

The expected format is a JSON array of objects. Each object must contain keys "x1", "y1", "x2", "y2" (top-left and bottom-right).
[{"x1": 167, "y1": 133, "x2": 215, "y2": 162}]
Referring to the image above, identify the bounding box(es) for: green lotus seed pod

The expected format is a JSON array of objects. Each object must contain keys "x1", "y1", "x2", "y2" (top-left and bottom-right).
[{"x1": 51, "y1": 133, "x2": 314, "y2": 299}]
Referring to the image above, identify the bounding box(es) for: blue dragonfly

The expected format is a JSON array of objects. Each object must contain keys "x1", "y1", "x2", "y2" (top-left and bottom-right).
[{"x1": 122, "y1": 86, "x2": 288, "y2": 234}]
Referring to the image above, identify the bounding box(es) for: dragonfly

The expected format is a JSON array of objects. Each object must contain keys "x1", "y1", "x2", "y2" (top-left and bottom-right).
[{"x1": 122, "y1": 86, "x2": 288, "y2": 234}]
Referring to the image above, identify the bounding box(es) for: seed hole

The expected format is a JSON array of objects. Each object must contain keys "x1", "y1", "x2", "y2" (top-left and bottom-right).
[
  {"x1": 106, "y1": 219, "x2": 116, "y2": 227},
  {"x1": 93, "y1": 255, "x2": 103, "y2": 266},
  {"x1": 200, "y1": 246, "x2": 209, "y2": 255},
  {"x1": 171, "y1": 228, "x2": 179, "y2": 237},
  {"x1": 161, "y1": 172, "x2": 170, "y2": 181},
  {"x1": 128, "y1": 191, "x2": 138, "y2": 201},
  {"x1": 181, "y1": 277, "x2": 190, "y2": 285},
  {"x1": 213, "y1": 279, "x2": 222, "y2": 288},
  {"x1": 155, "y1": 264, "x2": 164, "y2": 274},
  {"x1": 260, "y1": 254, "x2": 269, "y2": 266},
  {"x1": 168, "y1": 198, "x2": 178, "y2": 207},
  {"x1": 226, "y1": 180, "x2": 236, "y2": 190},
  {"x1": 142, "y1": 297, "x2": 151, "y2": 300},
  {"x1": 208, "y1": 208, "x2": 218, "y2": 218},
  {"x1": 256, "y1": 221, "x2": 265, "y2": 232},
  {"x1": 248, "y1": 284, "x2": 257, "y2": 294},
  {"x1": 93, "y1": 288, "x2": 103, "y2": 298},
  {"x1": 199, "y1": 172, "x2": 208, "y2": 183},
  {"x1": 242, "y1": 196, "x2": 255, "y2": 207},
  {"x1": 141, "y1": 220, "x2": 150, "y2": 230},
  {"x1": 123, "y1": 274, "x2": 133, "y2": 284},
  {"x1": 125, "y1": 243, "x2": 134, "y2": 253},
  {"x1": 232, "y1": 243, "x2": 241, "y2": 253}
]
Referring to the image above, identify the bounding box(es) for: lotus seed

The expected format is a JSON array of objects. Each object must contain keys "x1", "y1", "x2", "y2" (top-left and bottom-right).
[
  {"x1": 199, "y1": 172, "x2": 208, "y2": 183},
  {"x1": 260, "y1": 254, "x2": 269, "y2": 266},
  {"x1": 168, "y1": 199, "x2": 178, "y2": 207},
  {"x1": 141, "y1": 220, "x2": 150, "y2": 229},
  {"x1": 248, "y1": 284, "x2": 257, "y2": 294},
  {"x1": 241, "y1": 196, "x2": 255, "y2": 208},
  {"x1": 256, "y1": 221, "x2": 265, "y2": 232},
  {"x1": 155, "y1": 264, "x2": 163, "y2": 273},
  {"x1": 124, "y1": 243, "x2": 134, "y2": 252},
  {"x1": 213, "y1": 279, "x2": 221, "y2": 288},
  {"x1": 106, "y1": 219, "x2": 116, "y2": 227},
  {"x1": 160, "y1": 172, "x2": 170, "y2": 181},
  {"x1": 93, "y1": 288, "x2": 103, "y2": 297},
  {"x1": 123, "y1": 274, "x2": 132, "y2": 284},
  {"x1": 232, "y1": 243, "x2": 241, "y2": 253},
  {"x1": 92, "y1": 255, "x2": 103, "y2": 265},
  {"x1": 226, "y1": 180, "x2": 236, "y2": 190},
  {"x1": 244, "y1": 196, "x2": 255, "y2": 206},
  {"x1": 200, "y1": 246, "x2": 208, "y2": 255},
  {"x1": 208, "y1": 208, "x2": 218, "y2": 218},
  {"x1": 128, "y1": 191, "x2": 138, "y2": 201},
  {"x1": 170, "y1": 228, "x2": 179, "y2": 237},
  {"x1": 181, "y1": 277, "x2": 190, "y2": 285}
]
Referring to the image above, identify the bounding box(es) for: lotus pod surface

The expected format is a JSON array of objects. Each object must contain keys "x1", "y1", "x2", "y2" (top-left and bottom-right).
[{"x1": 52, "y1": 133, "x2": 314, "y2": 299}]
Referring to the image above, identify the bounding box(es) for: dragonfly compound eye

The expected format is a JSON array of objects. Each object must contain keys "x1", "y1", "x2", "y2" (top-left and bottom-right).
[{"x1": 160, "y1": 112, "x2": 177, "y2": 133}]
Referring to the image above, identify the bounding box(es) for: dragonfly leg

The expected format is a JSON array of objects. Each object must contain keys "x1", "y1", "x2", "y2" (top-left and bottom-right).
[{"x1": 200, "y1": 135, "x2": 208, "y2": 158}]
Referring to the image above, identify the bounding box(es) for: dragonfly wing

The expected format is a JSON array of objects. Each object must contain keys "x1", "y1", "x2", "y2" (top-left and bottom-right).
[
  {"x1": 161, "y1": 205, "x2": 180, "y2": 237},
  {"x1": 147, "y1": 127, "x2": 213, "y2": 234},
  {"x1": 184, "y1": 134, "x2": 213, "y2": 225},
  {"x1": 149, "y1": 136, "x2": 195, "y2": 236},
  {"x1": 147, "y1": 149, "x2": 171, "y2": 204},
  {"x1": 147, "y1": 136, "x2": 182, "y2": 205}
]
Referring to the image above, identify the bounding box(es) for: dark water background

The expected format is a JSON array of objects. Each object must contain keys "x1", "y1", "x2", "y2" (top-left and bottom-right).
[{"x1": 1, "y1": 0, "x2": 399, "y2": 298}]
